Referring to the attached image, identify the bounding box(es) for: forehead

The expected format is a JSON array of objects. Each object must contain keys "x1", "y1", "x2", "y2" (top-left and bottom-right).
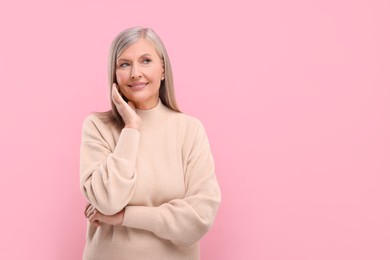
[{"x1": 118, "y1": 39, "x2": 160, "y2": 59}]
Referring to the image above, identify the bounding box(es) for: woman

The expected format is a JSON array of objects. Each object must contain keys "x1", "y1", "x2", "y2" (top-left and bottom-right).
[{"x1": 80, "y1": 27, "x2": 221, "y2": 260}]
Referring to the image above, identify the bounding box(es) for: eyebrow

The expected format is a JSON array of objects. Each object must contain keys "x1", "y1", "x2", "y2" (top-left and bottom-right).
[{"x1": 117, "y1": 53, "x2": 153, "y2": 63}]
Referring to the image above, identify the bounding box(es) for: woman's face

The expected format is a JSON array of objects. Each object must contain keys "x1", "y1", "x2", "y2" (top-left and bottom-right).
[{"x1": 116, "y1": 39, "x2": 164, "y2": 109}]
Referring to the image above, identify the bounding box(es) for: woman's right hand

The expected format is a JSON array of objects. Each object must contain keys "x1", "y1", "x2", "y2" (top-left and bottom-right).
[{"x1": 112, "y1": 83, "x2": 142, "y2": 130}]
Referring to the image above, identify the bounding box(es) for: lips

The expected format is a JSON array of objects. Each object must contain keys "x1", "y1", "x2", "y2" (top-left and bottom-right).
[{"x1": 128, "y1": 82, "x2": 148, "y2": 90}]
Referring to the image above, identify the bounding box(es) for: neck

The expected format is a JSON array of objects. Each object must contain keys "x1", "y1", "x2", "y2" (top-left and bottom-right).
[
  {"x1": 135, "y1": 99, "x2": 171, "y2": 130},
  {"x1": 134, "y1": 96, "x2": 159, "y2": 110}
]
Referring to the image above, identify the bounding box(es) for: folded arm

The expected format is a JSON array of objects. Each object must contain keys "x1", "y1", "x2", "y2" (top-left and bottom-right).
[
  {"x1": 121, "y1": 122, "x2": 221, "y2": 247},
  {"x1": 80, "y1": 116, "x2": 140, "y2": 215}
]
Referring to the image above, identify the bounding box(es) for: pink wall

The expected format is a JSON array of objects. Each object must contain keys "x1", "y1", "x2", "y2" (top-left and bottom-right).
[{"x1": 1, "y1": 0, "x2": 389, "y2": 259}]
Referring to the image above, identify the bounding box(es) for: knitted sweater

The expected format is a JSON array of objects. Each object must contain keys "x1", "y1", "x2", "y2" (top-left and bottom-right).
[{"x1": 80, "y1": 100, "x2": 221, "y2": 260}]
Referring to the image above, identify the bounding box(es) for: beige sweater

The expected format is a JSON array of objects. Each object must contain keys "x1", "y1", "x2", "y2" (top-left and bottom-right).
[{"x1": 80, "y1": 100, "x2": 221, "y2": 260}]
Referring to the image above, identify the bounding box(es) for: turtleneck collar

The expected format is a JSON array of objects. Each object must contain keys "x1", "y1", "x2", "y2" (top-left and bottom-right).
[{"x1": 135, "y1": 99, "x2": 171, "y2": 130}]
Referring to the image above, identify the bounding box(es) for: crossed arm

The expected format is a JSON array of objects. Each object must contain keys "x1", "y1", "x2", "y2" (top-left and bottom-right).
[{"x1": 85, "y1": 203, "x2": 124, "y2": 227}]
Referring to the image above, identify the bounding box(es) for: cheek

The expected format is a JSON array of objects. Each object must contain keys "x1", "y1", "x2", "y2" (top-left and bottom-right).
[
  {"x1": 116, "y1": 70, "x2": 128, "y2": 83},
  {"x1": 151, "y1": 68, "x2": 164, "y2": 80}
]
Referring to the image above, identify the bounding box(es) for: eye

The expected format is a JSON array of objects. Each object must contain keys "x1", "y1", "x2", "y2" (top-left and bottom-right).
[
  {"x1": 142, "y1": 58, "x2": 152, "y2": 64},
  {"x1": 119, "y1": 62, "x2": 130, "y2": 68}
]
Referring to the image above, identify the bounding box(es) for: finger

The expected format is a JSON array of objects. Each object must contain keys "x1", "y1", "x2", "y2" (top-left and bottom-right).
[
  {"x1": 89, "y1": 211, "x2": 101, "y2": 227},
  {"x1": 112, "y1": 85, "x2": 121, "y2": 105},
  {"x1": 88, "y1": 210, "x2": 97, "y2": 222},
  {"x1": 89, "y1": 217, "x2": 100, "y2": 227},
  {"x1": 84, "y1": 203, "x2": 91, "y2": 218},
  {"x1": 85, "y1": 205, "x2": 93, "y2": 218},
  {"x1": 112, "y1": 84, "x2": 124, "y2": 105},
  {"x1": 86, "y1": 206, "x2": 96, "y2": 218},
  {"x1": 88, "y1": 208, "x2": 97, "y2": 218},
  {"x1": 127, "y1": 100, "x2": 136, "y2": 110},
  {"x1": 113, "y1": 84, "x2": 126, "y2": 104}
]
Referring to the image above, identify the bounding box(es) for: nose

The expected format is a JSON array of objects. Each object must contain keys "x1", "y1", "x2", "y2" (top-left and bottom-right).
[{"x1": 130, "y1": 64, "x2": 142, "y2": 79}]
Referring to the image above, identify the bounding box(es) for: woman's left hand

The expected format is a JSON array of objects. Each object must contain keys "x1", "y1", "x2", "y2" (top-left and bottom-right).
[{"x1": 85, "y1": 203, "x2": 125, "y2": 227}]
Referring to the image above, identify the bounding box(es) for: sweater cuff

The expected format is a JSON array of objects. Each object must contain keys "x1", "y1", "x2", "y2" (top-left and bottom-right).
[
  {"x1": 114, "y1": 128, "x2": 140, "y2": 159},
  {"x1": 122, "y1": 206, "x2": 157, "y2": 232}
]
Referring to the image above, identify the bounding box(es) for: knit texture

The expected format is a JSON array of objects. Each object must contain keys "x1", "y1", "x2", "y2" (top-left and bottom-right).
[{"x1": 80, "y1": 100, "x2": 221, "y2": 260}]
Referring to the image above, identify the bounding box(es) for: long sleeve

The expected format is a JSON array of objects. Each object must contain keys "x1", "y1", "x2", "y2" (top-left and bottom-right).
[
  {"x1": 80, "y1": 115, "x2": 140, "y2": 215},
  {"x1": 121, "y1": 121, "x2": 221, "y2": 247}
]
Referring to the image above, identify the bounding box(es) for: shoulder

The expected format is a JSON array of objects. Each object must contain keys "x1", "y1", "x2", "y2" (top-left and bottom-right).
[
  {"x1": 166, "y1": 111, "x2": 210, "y2": 146},
  {"x1": 173, "y1": 113, "x2": 212, "y2": 156},
  {"x1": 82, "y1": 111, "x2": 118, "y2": 129},
  {"x1": 81, "y1": 112, "x2": 120, "y2": 141},
  {"x1": 168, "y1": 110, "x2": 205, "y2": 132},
  {"x1": 82, "y1": 113, "x2": 104, "y2": 131},
  {"x1": 83, "y1": 112, "x2": 102, "y2": 123}
]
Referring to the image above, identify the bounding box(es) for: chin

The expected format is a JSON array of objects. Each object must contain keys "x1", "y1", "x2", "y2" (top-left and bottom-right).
[{"x1": 130, "y1": 95, "x2": 158, "y2": 108}]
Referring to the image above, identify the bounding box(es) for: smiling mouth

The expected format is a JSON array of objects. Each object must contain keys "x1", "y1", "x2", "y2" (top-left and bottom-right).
[{"x1": 128, "y1": 83, "x2": 148, "y2": 90}]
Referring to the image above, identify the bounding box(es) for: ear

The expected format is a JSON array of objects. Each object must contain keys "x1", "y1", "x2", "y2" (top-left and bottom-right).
[
  {"x1": 161, "y1": 67, "x2": 165, "y2": 80},
  {"x1": 161, "y1": 59, "x2": 165, "y2": 80}
]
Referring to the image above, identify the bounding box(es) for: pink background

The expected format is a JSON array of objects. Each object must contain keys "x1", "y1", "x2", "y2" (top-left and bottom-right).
[{"x1": 1, "y1": 0, "x2": 389, "y2": 259}]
